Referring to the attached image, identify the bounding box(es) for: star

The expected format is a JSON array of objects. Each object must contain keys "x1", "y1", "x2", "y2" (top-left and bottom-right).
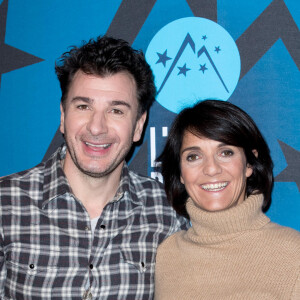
[
  {"x1": 202, "y1": 35, "x2": 207, "y2": 41},
  {"x1": 0, "y1": 0, "x2": 43, "y2": 87},
  {"x1": 199, "y1": 63, "x2": 208, "y2": 74},
  {"x1": 156, "y1": 50, "x2": 172, "y2": 67},
  {"x1": 177, "y1": 63, "x2": 190, "y2": 76},
  {"x1": 214, "y1": 46, "x2": 221, "y2": 53},
  {"x1": 275, "y1": 140, "x2": 300, "y2": 192}
]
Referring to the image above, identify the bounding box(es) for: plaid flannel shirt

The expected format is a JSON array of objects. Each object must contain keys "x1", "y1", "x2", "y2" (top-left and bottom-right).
[{"x1": 0, "y1": 145, "x2": 188, "y2": 300}]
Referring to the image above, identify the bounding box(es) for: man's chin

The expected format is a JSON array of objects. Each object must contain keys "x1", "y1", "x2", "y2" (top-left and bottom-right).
[
  {"x1": 75, "y1": 162, "x2": 120, "y2": 179},
  {"x1": 78, "y1": 166, "x2": 109, "y2": 178}
]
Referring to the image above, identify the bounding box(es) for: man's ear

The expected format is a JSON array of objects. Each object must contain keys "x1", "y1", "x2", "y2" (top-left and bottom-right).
[
  {"x1": 133, "y1": 112, "x2": 147, "y2": 142},
  {"x1": 60, "y1": 103, "x2": 65, "y2": 134}
]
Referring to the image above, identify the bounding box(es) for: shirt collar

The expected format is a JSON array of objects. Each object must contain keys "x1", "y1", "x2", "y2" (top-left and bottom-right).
[
  {"x1": 111, "y1": 163, "x2": 141, "y2": 206},
  {"x1": 41, "y1": 144, "x2": 71, "y2": 208}
]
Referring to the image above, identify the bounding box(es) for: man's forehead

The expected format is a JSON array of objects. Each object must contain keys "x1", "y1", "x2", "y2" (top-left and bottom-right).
[
  {"x1": 66, "y1": 70, "x2": 139, "y2": 109},
  {"x1": 70, "y1": 70, "x2": 135, "y2": 93}
]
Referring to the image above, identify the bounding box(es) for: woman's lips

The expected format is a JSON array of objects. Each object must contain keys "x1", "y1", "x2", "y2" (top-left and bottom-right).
[{"x1": 201, "y1": 182, "x2": 228, "y2": 191}]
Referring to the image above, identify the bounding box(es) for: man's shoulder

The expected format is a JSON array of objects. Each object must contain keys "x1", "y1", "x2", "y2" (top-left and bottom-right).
[
  {"x1": 128, "y1": 169, "x2": 165, "y2": 190},
  {"x1": 127, "y1": 169, "x2": 190, "y2": 230},
  {"x1": 0, "y1": 162, "x2": 46, "y2": 211},
  {"x1": 127, "y1": 169, "x2": 167, "y2": 202},
  {"x1": 0, "y1": 146, "x2": 63, "y2": 190},
  {"x1": 0, "y1": 162, "x2": 45, "y2": 188}
]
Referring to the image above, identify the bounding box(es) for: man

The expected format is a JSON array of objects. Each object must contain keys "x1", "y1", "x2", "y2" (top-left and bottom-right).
[{"x1": 0, "y1": 36, "x2": 188, "y2": 299}]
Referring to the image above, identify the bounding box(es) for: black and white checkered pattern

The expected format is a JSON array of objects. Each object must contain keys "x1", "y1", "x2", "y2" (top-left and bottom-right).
[{"x1": 0, "y1": 145, "x2": 188, "y2": 299}]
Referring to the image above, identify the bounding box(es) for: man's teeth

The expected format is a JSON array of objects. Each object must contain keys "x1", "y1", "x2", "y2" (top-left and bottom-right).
[
  {"x1": 85, "y1": 142, "x2": 110, "y2": 149},
  {"x1": 201, "y1": 182, "x2": 228, "y2": 191}
]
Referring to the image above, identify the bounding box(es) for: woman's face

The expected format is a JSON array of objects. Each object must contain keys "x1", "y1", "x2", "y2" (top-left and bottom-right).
[{"x1": 180, "y1": 131, "x2": 253, "y2": 212}]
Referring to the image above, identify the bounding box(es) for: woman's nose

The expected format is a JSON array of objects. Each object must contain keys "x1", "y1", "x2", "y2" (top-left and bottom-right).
[{"x1": 202, "y1": 156, "x2": 222, "y2": 176}]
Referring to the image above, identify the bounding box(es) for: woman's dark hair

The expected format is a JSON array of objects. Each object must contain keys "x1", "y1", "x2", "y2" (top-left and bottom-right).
[
  {"x1": 158, "y1": 100, "x2": 274, "y2": 219},
  {"x1": 55, "y1": 35, "x2": 156, "y2": 117}
]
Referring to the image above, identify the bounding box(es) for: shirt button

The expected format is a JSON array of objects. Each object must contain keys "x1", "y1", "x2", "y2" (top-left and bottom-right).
[
  {"x1": 100, "y1": 225, "x2": 106, "y2": 229},
  {"x1": 85, "y1": 226, "x2": 90, "y2": 231},
  {"x1": 83, "y1": 289, "x2": 93, "y2": 299},
  {"x1": 29, "y1": 264, "x2": 35, "y2": 269},
  {"x1": 89, "y1": 264, "x2": 93, "y2": 269}
]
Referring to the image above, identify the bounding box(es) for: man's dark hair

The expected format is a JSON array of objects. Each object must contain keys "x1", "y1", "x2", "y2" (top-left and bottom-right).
[
  {"x1": 55, "y1": 35, "x2": 156, "y2": 117},
  {"x1": 158, "y1": 100, "x2": 274, "y2": 219}
]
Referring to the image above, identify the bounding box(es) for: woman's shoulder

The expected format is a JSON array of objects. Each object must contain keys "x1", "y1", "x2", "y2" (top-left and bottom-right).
[
  {"x1": 263, "y1": 222, "x2": 300, "y2": 251},
  {"x1": 266, "y1": 222, "x2": 300, "y2": 237}
]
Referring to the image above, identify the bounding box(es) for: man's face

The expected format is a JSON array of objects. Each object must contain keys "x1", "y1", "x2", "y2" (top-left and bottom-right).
[{"x1": 60, "y1": 70, "x2": 146, "y2": 179}]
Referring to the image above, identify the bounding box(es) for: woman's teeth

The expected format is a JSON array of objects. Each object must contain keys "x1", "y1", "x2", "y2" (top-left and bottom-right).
[{"x1": 201, "y1": 182, "x2": 228, "y2": 191}]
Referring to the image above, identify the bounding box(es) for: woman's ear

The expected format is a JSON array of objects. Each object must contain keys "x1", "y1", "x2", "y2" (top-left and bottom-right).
[
  {"x1": 246, "y1": 164, "x2": 253, "y2": 178},
  {"x1": 252, "y1": 149, "x2": 258, "y2": 158},
  {"x1": 180, "y1": 175, "x2": 184, "y2": 184},
  {"x1": 246, "y1": 150, "x2": 258, "y2": 178}
]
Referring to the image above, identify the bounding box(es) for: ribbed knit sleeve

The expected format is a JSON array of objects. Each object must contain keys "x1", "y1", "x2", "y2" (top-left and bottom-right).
[{"x1": 291, "y1": 269, "x2": 300, "y2": 299}]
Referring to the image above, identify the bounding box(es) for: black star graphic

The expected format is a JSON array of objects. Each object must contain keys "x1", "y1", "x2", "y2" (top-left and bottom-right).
[
  {"x1": 202, "y1": 35, "x2": 207, "y2": 41},
  {"x1": 0, "y1": 0, "x2": 43, "y2": 87},
  {"x1": 214, "y1": 46, "x2": 221, "y2": 53},
  {"x1": 236, "y1": 0, "x2": 300, "y2": 78},
  {"x1": 275, "y1": 140, "x2": 300, "y2": 192},
  {"x1": 177, "y1": 63, "x2": 191, "y2": 76},
  {"x1": 199, "y1": 63, "x2": 208, "y2": 74},
  {"x1": 156, "y1": 50, "x2": 172, "y2": 67}
]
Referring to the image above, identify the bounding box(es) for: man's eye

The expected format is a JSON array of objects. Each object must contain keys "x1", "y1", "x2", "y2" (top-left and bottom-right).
[
  {"x1": 111, "y1": 108, "x2": 123, "y2": 115},
  {"x1": 77, "y1": 105, "x2": 89, "y2": 110},
  {"x1": 186, "y1": 154, "x2": 199, "y2": 161}
]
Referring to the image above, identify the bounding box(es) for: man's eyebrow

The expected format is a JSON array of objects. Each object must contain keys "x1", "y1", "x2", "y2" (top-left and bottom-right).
[
  {"x1": 111, "y1": 100, "x2": 131, "y2": 109},
  {"x1": 71, "y1": 98, "x2": 132, "y2": 109},
  {"x1": 71, "y1": 96, "x2": 93, "y2": 104}
]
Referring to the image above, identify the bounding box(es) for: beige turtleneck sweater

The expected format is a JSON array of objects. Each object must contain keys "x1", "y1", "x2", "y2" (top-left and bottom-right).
[{"x1": 155, "y1": 194, "x2": 300, "y2": 299}]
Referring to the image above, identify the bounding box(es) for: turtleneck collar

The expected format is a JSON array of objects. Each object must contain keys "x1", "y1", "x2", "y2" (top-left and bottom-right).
[{"x1": 185, "y1": 194, "x2": 270, "y2": 245}]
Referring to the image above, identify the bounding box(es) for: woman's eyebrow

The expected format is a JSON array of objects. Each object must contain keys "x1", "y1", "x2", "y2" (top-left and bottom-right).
[{"x1": 181, "y1": 146, "x2": 200, "y2": 154}]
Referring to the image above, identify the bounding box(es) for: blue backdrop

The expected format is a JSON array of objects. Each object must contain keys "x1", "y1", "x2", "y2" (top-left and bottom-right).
[{"x1": 0, "y1": 0, "x2": 299, "y2": 230}]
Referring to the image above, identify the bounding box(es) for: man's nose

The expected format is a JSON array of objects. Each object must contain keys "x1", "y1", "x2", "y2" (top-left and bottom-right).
[{"x1": 86, "y1": 111, "x2": 108, "y2": 135}]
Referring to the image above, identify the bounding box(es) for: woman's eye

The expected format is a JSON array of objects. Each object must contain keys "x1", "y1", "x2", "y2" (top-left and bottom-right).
[
  {"x1": 221, "y1": 149, "x2": 234, "y2": 157},
  {"x1": 186, "y1": 154, "x2": 199, "y2": 161}
]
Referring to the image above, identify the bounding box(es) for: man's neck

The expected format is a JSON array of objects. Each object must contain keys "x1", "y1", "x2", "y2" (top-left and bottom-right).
[{"x1": 62, "y1": 159, "x2": 123, "y2": 219}]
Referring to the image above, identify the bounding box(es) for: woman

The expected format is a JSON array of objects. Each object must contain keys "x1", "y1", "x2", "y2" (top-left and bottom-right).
[{"x1": 155, "y1": 100, "x2": 300, "y2": 299}]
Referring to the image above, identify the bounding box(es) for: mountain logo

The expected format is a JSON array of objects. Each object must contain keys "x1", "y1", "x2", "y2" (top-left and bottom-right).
[{"x1": 146, "y1": 17, "x2": 241, "y2": 113}]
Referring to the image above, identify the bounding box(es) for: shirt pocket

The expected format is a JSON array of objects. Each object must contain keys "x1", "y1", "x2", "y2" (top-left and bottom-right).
[
  {"x1": 6, "y1": 242, "x2": 62, "y2": 277},
  {"x1": 120, "y1": 247, "x2": 156, "y2": 274}
]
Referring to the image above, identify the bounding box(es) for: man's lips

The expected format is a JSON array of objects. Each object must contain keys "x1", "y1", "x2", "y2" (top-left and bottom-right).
[
  {"x1": 84, "y1": 141, "x2": 111, "y2": 149},
  {"x1": 201, "y1": 182, "x2": 228, "y2": 192},
  {"x1": 82, "y1": 141, "x2": 114, "y2": 155}
]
